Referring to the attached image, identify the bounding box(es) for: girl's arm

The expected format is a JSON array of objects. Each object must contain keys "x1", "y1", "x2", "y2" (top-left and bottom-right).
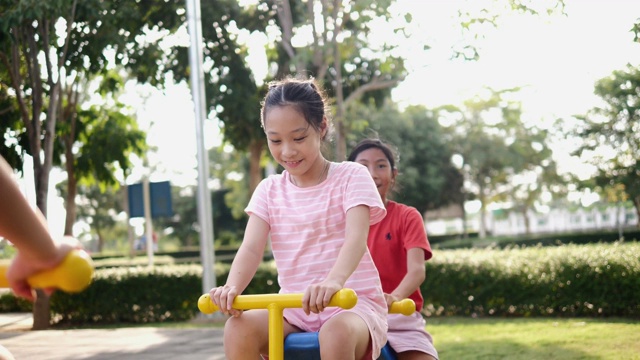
[
  {"x1": 0, "y1": 157, "x2": 58, "y2": 263},
  {"x1": 302, "y1": 204, "x2": 370, "y2": 314},
  {"x1": 209, "y1": 214, "x2": 269, "y2": 316},
  {"x1": 386, "y1": 247, "x2": 426, "y2": 305},
  {"x1": 0, "y1": 156, "x2": 75, "y2": 300}
]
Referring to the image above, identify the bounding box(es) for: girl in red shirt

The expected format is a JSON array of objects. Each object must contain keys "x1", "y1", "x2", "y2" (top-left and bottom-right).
[{"x1": 348, "y1": 138, "x2": 439, "y2": 360}]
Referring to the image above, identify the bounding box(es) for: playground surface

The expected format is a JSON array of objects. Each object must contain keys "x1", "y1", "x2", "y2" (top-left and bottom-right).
[{"x1": 0, "y1": 313, "x2": 226, "y2": 359}]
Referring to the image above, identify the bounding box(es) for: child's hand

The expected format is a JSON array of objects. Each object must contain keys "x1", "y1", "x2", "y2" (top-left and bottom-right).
[
  {"x1": 209, "y1": 285, "x2": 243, "y2": 317},
  {"x1": 6, "y1": 236, "x2": 79, "y2": 301},
  {"x1": 302, "y1": 280, "x2": 342, "y2": 315},
  {"x1": 384, "y1": 293, "x2": 403, "y2": 308}
]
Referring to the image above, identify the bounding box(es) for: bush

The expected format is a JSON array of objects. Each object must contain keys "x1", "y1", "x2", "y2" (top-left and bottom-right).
[
  {"x1": 2, "y1": 242, "x2": 638, "y2": 325},
  {"x1": 49, "y1": 260, "x2": 278, "y2": 326},
  {"x1": 50, "y1": 265, "x2": 203, "y2": 325},
  {"x1": 0, "y1": 291, "x2": 32, "y2": 312},
  {"x1": 423, "y1": 241, "x2": 640, "y2": 318},
  {"x1": 434, "y1": 228, "x2": 640, "y2": 250}
]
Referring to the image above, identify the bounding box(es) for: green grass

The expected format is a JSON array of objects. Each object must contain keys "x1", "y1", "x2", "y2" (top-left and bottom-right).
[
  {"x1": 427, "y1": 317, "x2": 640, "y2": 360},
  {"x1": 56, "y1": 316, "x2": 640, "y2": 359}
]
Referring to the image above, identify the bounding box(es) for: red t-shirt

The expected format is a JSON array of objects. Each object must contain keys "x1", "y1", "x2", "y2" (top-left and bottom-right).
[{"x1": 367, "y1": 201, "x2": 432, "y2": 310}]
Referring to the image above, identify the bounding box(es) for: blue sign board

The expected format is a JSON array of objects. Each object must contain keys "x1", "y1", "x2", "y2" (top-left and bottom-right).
[{"x1": 128, "y1": 181, "x2": 173, "y2": 218}]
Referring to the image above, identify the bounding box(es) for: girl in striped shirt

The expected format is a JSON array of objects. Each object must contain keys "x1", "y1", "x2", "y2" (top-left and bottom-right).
[{"x1": 209, "y1": 77, "x2": 388, "y2": 360}]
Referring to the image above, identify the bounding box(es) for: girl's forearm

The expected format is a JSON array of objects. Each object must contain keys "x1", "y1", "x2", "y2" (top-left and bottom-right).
[
  {"x1": 224, "y1": 215, "x2": 270, "y2": 292},
  {"x1": 391, "y1": 248, "x2": 426, "y2": 299},
  {"x1": 225, "y1": 245, "x2": 263, "y2": 292},
  {"x1": 0, "y1": 157, "x2": 58, "y2": 265},
  {"x1": 326, "y1": 205, "x2": 370, "y2": 286}
]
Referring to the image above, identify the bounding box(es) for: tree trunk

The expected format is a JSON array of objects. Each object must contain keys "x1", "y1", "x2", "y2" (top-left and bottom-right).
[
  {"x1": 461, "y1": 197, "x2": 468, "y2": 239},
  {"x1": 248, "y1": 140, "x2": 264, "y2": 196},
  {"x1": 63, "y1": 157, "x2": 77, "y2": 236},
  {"x1": 633, "y1": 196, "x2": 640, "y2": 229},
  {"x1": 97, "y1": 229, "x2": 104, "y2": 253},
  {"x1": 478, "y1": 186, "x2": 487, "y2": 239},
  {"x1": 62, "y1": 87, "x2": 79, "y2": 236},
  {"x1": 32, "y1": 160, "x2": 52, "y2": 330}
]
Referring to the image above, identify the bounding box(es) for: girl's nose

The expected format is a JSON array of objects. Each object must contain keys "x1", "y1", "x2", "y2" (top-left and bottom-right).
[
  {"x1": 368, "y1": 165, "x2": 377, "y2": 178},
  {"x1": 282, "y1": 142, "x2": 296, "y2": 157}
]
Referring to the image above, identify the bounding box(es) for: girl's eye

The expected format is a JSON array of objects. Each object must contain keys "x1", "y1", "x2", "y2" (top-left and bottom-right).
[
  {"x1": 269, "y1": 139, "x2": 281, "y2": 144},
  {"x1": 294, "y1": 136, "x2": 307, "y2": 142},
  {"x1": 378, "y1": 164, "x2": 387, "y2": 169}
]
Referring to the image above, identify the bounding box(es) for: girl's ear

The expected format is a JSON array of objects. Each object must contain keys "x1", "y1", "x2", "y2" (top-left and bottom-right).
[
  {"x1": 320, "y1": 117, "x2": 328, "y2": 139},
  {"x1": 392, "y1": 168, "x2": 398, "y2": 179}
]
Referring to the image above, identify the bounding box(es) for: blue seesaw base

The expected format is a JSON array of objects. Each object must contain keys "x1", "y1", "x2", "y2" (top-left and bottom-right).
[{"x1": 284, "y1": 332, "x2": 397, "y2": 360}]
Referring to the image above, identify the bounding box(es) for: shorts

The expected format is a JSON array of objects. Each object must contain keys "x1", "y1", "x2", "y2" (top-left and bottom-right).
[
  {"x1": 283, "y1": 298, "x2": 388, "y2": 360},
  {"x1": 386, "y1": 312, "x2": 438, "y2": 359}
]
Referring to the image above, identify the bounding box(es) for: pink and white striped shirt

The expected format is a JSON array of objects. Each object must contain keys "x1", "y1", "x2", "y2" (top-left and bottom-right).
[{"x1": 246, "y1": 161, "x2": 386, "y2": 297}]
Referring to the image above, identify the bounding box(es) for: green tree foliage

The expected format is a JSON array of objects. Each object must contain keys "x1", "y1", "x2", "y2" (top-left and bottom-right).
[
  {"x1": 135, "y1": 0, "x2": 269, "y2": 194},
  {"x1": 153, "y1": 144, "x2": 250, "y2": 247},
  {"x1": 0, "y1": 0, "x2": 176, "y2": 328},
  {"x1": 56, "y1": 182, "x2": 125, "y2": 252},
  {"x1": 454, "y1": 0, "x2": 566, "y2": 60},
  {"x1": 572, "y1": 64, "x2": 640, "y2": 228},
  {"x1": 153, "y1": 186, "x2": 246, "y2": 248},
  {"x1": 208, "y1": 144, "x2": 252, "y2": 220},
  {"x1": 269, "y1": 0, "x2": 408, "y2": 160},
  {"x1": 57, "y1": 100, "x2": 146, "y2": 236},
  {"x1": 438, "y1": 89, "x2": 559, "y2": 237},
  {"x1": 349, "y1": 102, "x2": 463, "y2": 215}
]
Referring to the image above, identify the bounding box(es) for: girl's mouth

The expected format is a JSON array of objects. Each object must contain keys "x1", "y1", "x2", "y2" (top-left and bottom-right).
[{"x1": 284, "y1": 160, "x2": 302, "y2": 168}]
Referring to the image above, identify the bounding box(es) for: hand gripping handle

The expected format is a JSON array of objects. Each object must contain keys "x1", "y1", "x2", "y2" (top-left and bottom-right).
[
  {"x1": 198, "y1": 288, "x2": 358, "y2": 314},
  {"x1": 0, "y1": 249, "x2": 94, "y2": 293}
]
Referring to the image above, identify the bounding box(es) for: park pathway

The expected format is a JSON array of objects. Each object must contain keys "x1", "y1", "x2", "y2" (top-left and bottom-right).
[{"x1": 0, "y1": 313, "x2": 226, "y2": 359}]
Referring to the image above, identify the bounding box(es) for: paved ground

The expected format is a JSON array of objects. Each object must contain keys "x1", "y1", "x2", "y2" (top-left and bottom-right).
[{"x1": 0, "y1": 313, "x2": 226, "y2": 360}]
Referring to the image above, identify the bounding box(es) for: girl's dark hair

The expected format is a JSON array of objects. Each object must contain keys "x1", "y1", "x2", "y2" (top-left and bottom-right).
[
  {"x1": 347, "y1": 138, "x2": 397, "y2": 170},
  {"x1": 260, "y1": 76, "x2": 333, "y2": 141}
]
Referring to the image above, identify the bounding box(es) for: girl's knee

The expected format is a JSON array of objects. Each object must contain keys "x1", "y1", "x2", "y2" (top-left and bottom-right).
[
  {"x1": 319, "y1": 314, "x2": 371, "y2": 357},
  {"x1": 223, "y1": 312, "x2": 270, "y2": 352}
]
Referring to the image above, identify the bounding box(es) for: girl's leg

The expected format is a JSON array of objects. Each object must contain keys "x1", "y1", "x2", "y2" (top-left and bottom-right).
[
  {"x1": 223, "y1": 309, "x2": 300, "y2": 360},
  {"x1": 318, "y1": 312, "x2": 371, "y2": 360},
  {"x1": 397, "y1": 351, "x2": 437, "y2": 360}
]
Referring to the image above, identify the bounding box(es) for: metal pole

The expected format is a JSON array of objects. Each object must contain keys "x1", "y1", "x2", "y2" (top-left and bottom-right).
[
  {"x1": 186, "y1": 0, "x2": 216, "y2": 294},
  {"x1": 143, "y1": 176, "x2": 155, "y2": 266}
]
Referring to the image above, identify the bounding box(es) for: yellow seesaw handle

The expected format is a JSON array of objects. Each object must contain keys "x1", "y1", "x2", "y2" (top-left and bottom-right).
[
  {"x1": 198, "y1": 288, "x2": 358, "y2": 314},
  {"x1": 389, "y1": 298, "x2": 416, "y2": 316},
  {"x1": 0, "y1": 249, "x2": 94, "y2": 293},
  {"x1": 198, "y1": 289, "x2": 416, "y2": 315}
]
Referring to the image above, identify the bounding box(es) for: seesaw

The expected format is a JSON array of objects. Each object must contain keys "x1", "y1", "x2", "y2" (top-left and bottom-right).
[
  {"x1": 198, "y1": 289, "x2": 415, "y2": 360},
  {"x1": 0, "y1": 249, "x2": 94, "y2": 293}
]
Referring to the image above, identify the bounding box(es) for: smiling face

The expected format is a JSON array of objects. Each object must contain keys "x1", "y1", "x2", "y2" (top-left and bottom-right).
[
  {"x1": 354, "y1": 147, "x2": 397, "y2": 204},
  {"x1": 264, "y1": 105, "x2": 327, "y2": 186}
]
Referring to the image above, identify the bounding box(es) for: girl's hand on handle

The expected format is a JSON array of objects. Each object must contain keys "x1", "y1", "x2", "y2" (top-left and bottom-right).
[
  {"x1": 302, "y1": 279, "x2": 343, "y2": 315},
  {"x1": 209, "y1": 285, "x2": 243, "y2": 317},
  {"x1": 384, "y1": 293, "x2": 402, "y2": 308},
  {"x1": 6, "y1": 236, "x2": 80, "y2": 301}
]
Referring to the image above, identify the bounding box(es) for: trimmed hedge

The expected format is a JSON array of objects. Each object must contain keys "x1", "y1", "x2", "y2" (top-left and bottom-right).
[
  {"x1": 422, "y1": 241, "x2": 640, "y2": 318},
  {"x1": 50, "y1": 265, "x2": 204, "y2": 324},
  {"x1": 50, "y1": 261, "x2": 278, "y2": 326},
  {"x1": 433, "y1": 228, "x2": 640, "y2": 250},
  {"x1": 1, "y1": 242, "x2": 638, "y2": 325}
]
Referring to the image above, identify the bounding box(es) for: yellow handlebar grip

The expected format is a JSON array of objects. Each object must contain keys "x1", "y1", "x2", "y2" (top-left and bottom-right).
[
  {"x1": 327, "y1": 288, "x2": 358, "y2": 309},
  {"x1": 28, "y1": 249, "x2": 94, "y2": 293},
  {"x1": 198, "y1": 294, "x2": 218, "y2": 314},
  {"x1": 389, "y1": 298, "x2": 416, "y2": 316}
]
